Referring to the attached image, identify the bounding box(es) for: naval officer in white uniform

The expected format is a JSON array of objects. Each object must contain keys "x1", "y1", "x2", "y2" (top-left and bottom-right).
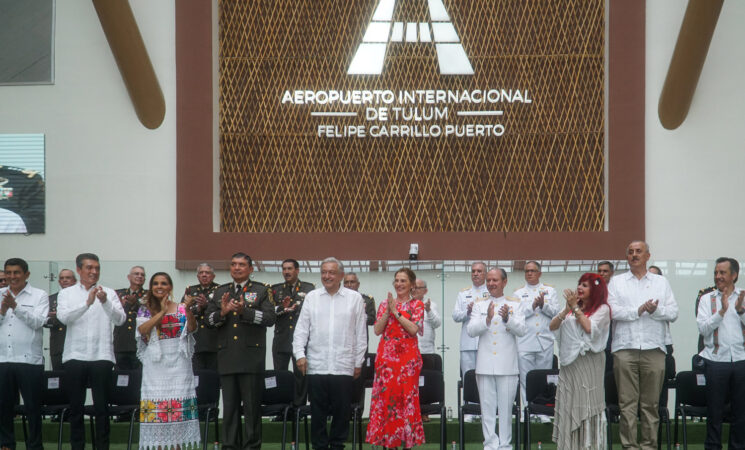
[
  {"x1": 515, "y1": 260, "x2": 558, "y2": 419},
  {"x1": 468, "y1": 268, "x2": 527, "y2": 450},
  {"x1": 453, "y1": 262, "x2": 489, "y2": 377}
]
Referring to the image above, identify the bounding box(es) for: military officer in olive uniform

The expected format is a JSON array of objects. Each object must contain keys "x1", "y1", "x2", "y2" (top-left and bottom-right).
[
  {"x1": 206, "y1": 253, "x2": 276, "y2": 450},
  {"x1": 44, "y1": 269, "x2": 77, "y2": 370},
  {"x1": 113, "y1": 266, "x2": 147, "y2": 370},
  {"x1": 182, "y1": 263, "x2": 220, "y2": 371},
  {"x1": 272, "y1": 258, "x2": 314, "y2": 406}
]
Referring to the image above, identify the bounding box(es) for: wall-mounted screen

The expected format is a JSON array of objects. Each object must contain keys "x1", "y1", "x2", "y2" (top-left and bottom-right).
[{"x1": 0, "y1": 134, "x2": 46, "y2": 233}]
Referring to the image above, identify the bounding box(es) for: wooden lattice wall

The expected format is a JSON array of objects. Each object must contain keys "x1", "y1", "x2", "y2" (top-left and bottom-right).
[{"x1": 218, "y1": 0, "x2": 605, "y2": 233}]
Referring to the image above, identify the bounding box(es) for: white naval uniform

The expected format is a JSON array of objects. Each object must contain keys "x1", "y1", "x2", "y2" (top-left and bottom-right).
[
  {"x1": 515, "y1": 283, "x2": 558, "y2": 406},
  {"x1": 453, "y1": 283, "x2": 489, "y2": 375},
  {"x1": 467, "y1": 295, "x2": 527, "y2": 450}
]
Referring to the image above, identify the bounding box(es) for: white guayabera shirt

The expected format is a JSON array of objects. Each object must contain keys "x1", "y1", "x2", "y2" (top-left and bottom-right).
[{"x1": 293, "y1": 285, "x2": 367, "y2": 376}]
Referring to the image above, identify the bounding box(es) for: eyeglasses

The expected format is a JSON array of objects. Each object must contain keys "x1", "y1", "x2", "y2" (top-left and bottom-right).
[{"x1": 525, "y1": 269, "x2": 540, "y2": 273}]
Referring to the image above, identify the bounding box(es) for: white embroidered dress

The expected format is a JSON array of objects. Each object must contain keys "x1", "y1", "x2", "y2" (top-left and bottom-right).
[{"x1": 136, "y1": 304, "x2": 201, "y2": 449}]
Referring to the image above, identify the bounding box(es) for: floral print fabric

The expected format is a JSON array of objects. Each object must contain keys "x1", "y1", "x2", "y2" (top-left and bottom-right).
[
  {"x1": 366, "y1": 298, "x2": 426, "y2": 448},
  {"x1": 140, "y1": 397, "x2": 199, "y2": 424}
]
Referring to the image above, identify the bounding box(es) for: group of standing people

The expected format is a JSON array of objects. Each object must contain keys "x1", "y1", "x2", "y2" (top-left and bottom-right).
[
  {"x1": 452, "y1": 241, "x2": 680, "y2": 450},
  {"x1": 3, "y1": 241, "x2": 745, "y2": 450}
]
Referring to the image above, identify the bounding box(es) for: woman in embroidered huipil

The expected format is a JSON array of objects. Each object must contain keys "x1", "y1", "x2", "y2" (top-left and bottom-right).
[
  {"x1": 136, "y1": 272, "x2": 200, "y2": 449},
  {"x1": 366, "y1": 268, "x2": 425, "y2": 449}
]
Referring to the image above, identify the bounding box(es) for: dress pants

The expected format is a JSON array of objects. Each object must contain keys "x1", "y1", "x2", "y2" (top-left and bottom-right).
[
  {"x1": 308, "y1": 374, "x2": 354, "y2": 450},
  {"x1": 192, "y1": 351, "x2": 218, "y2": 371},
  {"x1": 476, "y1": 374, "x2": 519, "y2": 450},
  {"x1": 704, "y1": 359, "x2": 745, "y2": 450},
  {"x1": 64, "y1": 360, "x2": 114, "y2": 450},
  {"x1": 613, "y1": 348, "x2": 666, "y2": 450},
  {"x1": 517, "y1": 347, "x2": 553, "y2": 406},
  {"x1": 0, "y1": 363, "x2": 44, "y2": 450},
  {"x1": 273, "y1": 350, "x2": 308, "y2": 406},
  {"x1": 221, "y1": 373, "x2": 263, "y2": 450}
]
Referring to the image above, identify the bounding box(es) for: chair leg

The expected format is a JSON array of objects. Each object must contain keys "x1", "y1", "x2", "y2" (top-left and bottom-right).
[
  {"x1": 681, "y1": 413, "x2": 688, "y2": 450},
  {"x1": 90, "y1": 416, "x2": 97, "y2": 450},
  {"x1": 22, "y1": 414, "x2": 28, "y2": 445},
  {"x1": 127, "y1": 408, "x2": 137, "y2": 450},
  {"x1": 203, "y1": 409, "x2": 211, "y2": 450},
  {"x1": 58, "y1": 409, "x2": 67, "y2": 450},
  {"x1": 358, "y1": 410, "x2": 363, "y2": 450},
  {"x1": 441, "y1": 407, "x2": 447, "y2": 450},
  {"x1": 215, "y1": 408, "x2": 220, "y2": 446},
  {"x1": 352, "y1": 410, "x2": 357, "y2": 450},
  {"x1": 524, "y1": 409, "x2": 530, "y2": 450},
  {"x1": 666, "y1": 416, "x2": 672, "y2": 450},
  {"x1": 458, "y1": 407, "x2": 465, "y2": 450},
  {"x1": 304, "y1": 416, "x2": 310, "y2": 450},
  {"x1": 281, "y1": 407, "x2": 288, "y2": 450}
]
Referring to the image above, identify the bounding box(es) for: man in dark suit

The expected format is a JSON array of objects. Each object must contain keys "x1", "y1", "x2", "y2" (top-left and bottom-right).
[
  {"x1": 113, "y1": 266, "x2": 146, "y2": 370},
  {"x1": 44, "y1": 269, "x2": 77, "y2": 370},
  {"x1": 206, "y1": 253, "x2": 276, "y2": 450},
  {"x1": 183, "y1": 263, "x2": 220, "y2": 371},
  {"x1": 271, "y1": 258, "x2": 314, "y2": 406}
]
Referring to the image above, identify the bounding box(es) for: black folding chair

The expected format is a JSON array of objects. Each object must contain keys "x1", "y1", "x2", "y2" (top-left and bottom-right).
[
  {"x1": 87, "y1": 369, "x2": 142, "y2": 450},
  {"x1": 419, "y1": 369, "x2": 447, "y2": 450},
  {"x1": 194, "y1": 369, "x2": 221, "y2": 450},
  {"x1": 261, "y1": 369, "x2": 294, "y2": 450},
  {"x1": 674, "y1": 370, "x2": 730, "y2": 449},
  {"x1": 17, "y1": 370, "x2": 70, "y2": 450},
  {"x1": 457, "y1": 369, "x2": 520, "y2": 450},
  {"x1": 605, "y1": 371, "x2": 672, "y2": 450},
  {"x1": 523, "y1": 368, "x2": 558, "y2": 450}
]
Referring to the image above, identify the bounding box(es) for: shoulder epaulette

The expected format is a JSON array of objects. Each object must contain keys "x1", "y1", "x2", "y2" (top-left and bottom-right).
[
  {"x1": 506, "y1": 295, "x2": 520, "y2": 302},
  {"x1": 218, "y1": 282, "x2": 233, "y2": 289},
  {"x1": 270, "y1": 282, "x2": 283, "y2": 289},
  {"x1": 460, "y1": 287, "x2": 470, "y2": 292},
  {"x1": 543, "y1": 283, "x2": 554, "y2": 288}
]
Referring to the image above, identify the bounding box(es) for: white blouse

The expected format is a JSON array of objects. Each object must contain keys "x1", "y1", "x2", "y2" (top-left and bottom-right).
[{"x1": 555, "y1": 304, "x2": 610, "y2": 366}]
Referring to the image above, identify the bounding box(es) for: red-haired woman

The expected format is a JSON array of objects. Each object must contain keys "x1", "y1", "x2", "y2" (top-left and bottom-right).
[
  {"x1": 549, "y1": 273, "x2": 611, "y2": 450},
  {"x1": 366, "y1": 267, "x2": 425, "y2": 449}
]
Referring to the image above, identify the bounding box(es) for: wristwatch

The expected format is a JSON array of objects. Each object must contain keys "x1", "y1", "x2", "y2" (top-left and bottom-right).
[{"x1": 395, "y1": 312, "x2": 402, "y2": 318}]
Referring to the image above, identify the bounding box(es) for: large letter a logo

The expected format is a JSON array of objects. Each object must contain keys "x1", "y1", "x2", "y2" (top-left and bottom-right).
[{"x1": 348, "y1": 0, "x2": 474, "y2": 76}]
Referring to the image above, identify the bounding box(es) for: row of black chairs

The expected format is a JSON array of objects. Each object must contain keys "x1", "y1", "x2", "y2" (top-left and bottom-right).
[
  {"x1": 14, "y1": 369, "x2": 221, "y2": 450},
  {"x1": 457, "y1": 367, "x2": 721, "y2": 450},
  {"x1": 12, "y1": 354, "x2": 448, "y2": 450}
]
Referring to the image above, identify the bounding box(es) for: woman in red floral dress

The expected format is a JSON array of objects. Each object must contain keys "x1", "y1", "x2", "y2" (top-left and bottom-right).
[{"x1": 366, "y1": 268, "x2": 426, "y2": 449}]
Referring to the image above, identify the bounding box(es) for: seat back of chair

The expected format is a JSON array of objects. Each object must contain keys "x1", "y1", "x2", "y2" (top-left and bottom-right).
[
  {"x1": 194, "y1": 369, "x2": 220, "y2": 406},
  {"x1": 261, "y1": 369, "x2": 294, "y2": 405},
  {"x1": 675, "y1": 370, "x2": 707, "y2": 408},
  {"x1": 525, "y1": 369, "x2": 559, "y2": 406},
  {"x1": 418, "y1": 369, "x2": 444, "y2": 406},
  {"x1": 421, "y1": 353, "x2": 443, "y2": 372},
  {"x1": 109, "y1": 369, "x2": 142, "y2": 407},
  {"x1": 42, "y1": 370, "x2": 69, "y2": 407},
  {"x1": 462, "y1": 369, "x2": 479, "y2": 404},
  {"x1": 362, "y1": 353, "x2": 376, "y2": 387}
]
